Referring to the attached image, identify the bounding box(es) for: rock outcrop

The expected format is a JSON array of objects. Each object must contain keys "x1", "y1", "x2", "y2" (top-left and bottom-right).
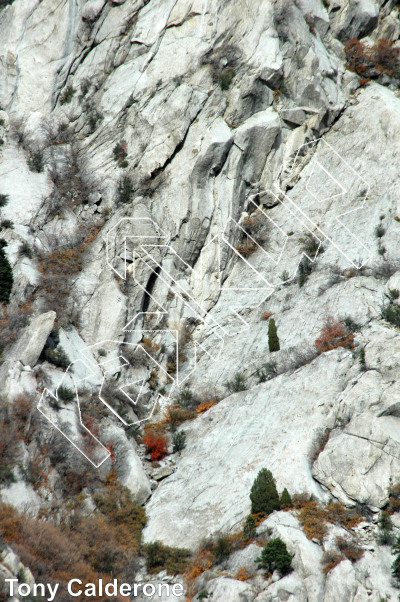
[{"x1": 1, "y1": 0, "x2": 400, "y2": 599}]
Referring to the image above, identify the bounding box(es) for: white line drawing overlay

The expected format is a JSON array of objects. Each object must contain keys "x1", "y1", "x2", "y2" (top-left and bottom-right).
[{"x1": 37, "y1": 137, "x2": 372, "y2": 467}]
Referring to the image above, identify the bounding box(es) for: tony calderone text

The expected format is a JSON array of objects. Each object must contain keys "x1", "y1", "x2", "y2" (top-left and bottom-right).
[{"x1": 5, "y1": 578, "x2": 185, "y2": 600}]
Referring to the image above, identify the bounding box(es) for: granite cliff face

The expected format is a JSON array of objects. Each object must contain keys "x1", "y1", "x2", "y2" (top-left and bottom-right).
[{"x1": 1, "y1": 0, "x2": 400, "y2": 600}]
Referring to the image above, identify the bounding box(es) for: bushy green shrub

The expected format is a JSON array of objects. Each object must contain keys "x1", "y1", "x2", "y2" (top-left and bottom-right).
[
  {"x1": 117, "y1": 175, "x2": 133, "y2": 203},
  {"x1": 392, "y1": 536, "x2": 400, "y2": 584},
  {"x1": 382, "y1": 303, "x2": 400, "y2": 328},
  {"x1": 80, "y1": 78, "x2": 91, "y2": 97},
  {"x1": 28, "y1": 151, "x2": 44, "y2": 173},
  {"x1": 359, "y1": 347, "x2": 366, "y2": 371},
  {"x1": 144, "y1": 541, "x2": 191, "y2": 574},
  {"x1": 172, "y1": 431, "x2": 186, "y2": 453},
  {"x1": 219, "y1": 67, "x2": 235, "y2": 90},
  {"x1": 268, "y1": 318, "x2": 280, "y2": 352},
  {"x1": 44, "y1": 346, "x2": 70, "y2": 369},
  {"x1": 0, "y1": 193, "x2": 8, "y2": 207},
  {"x1": 225, "y1": 371, "x2": 247, "y2": 393},
  {"x1": 298, "y1": 256, "x2": 313, "y2": 287},
  {"x1": 255, "y1": 537, "x2": 292, "y2": 575},
  {"x1": 19, "y1": 241, "x2": 33, "y2": 259},
  {"x1": 0, "y1": 464, "x2": 16, "y2": 487},
  {"x1": 213, "y1": 536, "x2": 231, "y2": 563},
  {"x1": 256, "y1": 360, "x2": 277, "y2": 383},
  {"x1": 344, "y1": 316, "x2": 360, "y2": 332},
  {"x1": 0, "y1": 239, "x2": 13, "y2": 303},
  {"x1": 113, "y1": 142, "x2": 127, "y2": 163},
  {"x1": 377, "y1": 511, "x2": 394, "y2": 545},
  {"x1": 250, "y1": 468, "x2": 281, "y2": 516},
  {"x1": 175, "y1": 388, "x2": 195, "y2": 408},
  {"x1": 300, "y1": 232, "x2": 321, "y2": 257},
  {"x1": 88, "y1": 110, "x2": 103, "y2": 134},
  {"x1": 60, "y1": 85, "x2": 76, "y2": 105},
  {"x1": 58, "y1": 385, "x2": 75, "y2": 403},
  {"x1": 0, "y1": 220, "x2": 13, "y2": 230}
]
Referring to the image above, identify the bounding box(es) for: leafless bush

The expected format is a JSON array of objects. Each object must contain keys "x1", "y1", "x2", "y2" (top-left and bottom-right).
[
  {"x1": 368, "y1": 258, "x2": 398, "y2": 280},
  {"x1": 309, "y1": 428, "x2": 331, "y2": 464},
  {"x1": 317, "y1": 265, "x2": 345, "y2": 295},
  {"x1": 281, "y1": 343, "x2": 318, "y2": 372},
  {"x1": 242, "y1": 211, "x2": 270, "y2": 246},
  {"x1": 10, "y1": 116, "x2": 25, "y2": 145},
  {"x1": 200, "y1": 43, "x2": 242, "y2": 84}
]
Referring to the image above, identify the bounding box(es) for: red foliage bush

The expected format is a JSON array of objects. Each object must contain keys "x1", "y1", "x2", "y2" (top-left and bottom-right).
[
  {"x1": 315, "y1": 316, "x2": 354, "y2": 354},
  {"x1": 142, "y1": 430, "x2": 168, "y2": 461},
  {"x1": 344, "y1": 38, "x2": 400, "y2": 79}
]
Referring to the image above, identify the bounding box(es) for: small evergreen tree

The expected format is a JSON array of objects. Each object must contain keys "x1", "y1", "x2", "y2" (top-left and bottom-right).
[
  {"x1": 392, "y1": 536, "x2": 400, "y2": 584},
  {"x1": 250, "y1": 468, "x2": 281, "y2": 516},
  {"x1": 243, "y1": 514, "x2": 256, "y2": 541},
  {"x1": 280, "y1": 488, "x2": 293, "y2": 509},
  {"x1": 268, "y1": 318, "x2": 280, "y2": 352},
  {"x1": 377, "y1": 510, "x2": 394, "y2": 545},
  {"x1": 0, "y1": 239, "x2": 13, "y2": 303},
  {"x1": 255, "y1": 537, "x2": 292, "y2": 575},
  {"x1": 359, "y1": 347, "x2": 366, "y2": 372}
]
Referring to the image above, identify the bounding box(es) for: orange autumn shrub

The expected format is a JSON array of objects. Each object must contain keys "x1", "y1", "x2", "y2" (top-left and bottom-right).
[
  {"x1": 295, "y1": 496, "x2": 362, "y2": 544},
  {"x1": 196, "y1": 400, "x2": 217, "y2": 413},
  {"x1": 314, "y1": 316, "x2": 354, "y2": 354},
  {"x1": 261, "y1": 311, "x2": 273, "y2": 321},
  {"x1": 142, "y1": 430, "x2": 168, "y2": 461},
  {"x1": 236, "y1": 566, "x2": 253, "y2": 581},
  {"x1": 296, "y1": 499, "x2": 328, "y2": 543},
  {"x1": 165, "y1": 404, "x2": 196, "y2": 428},
  {"x1": 235, "y1": 241, "x2": 257, "y2": 258},
  {"x1": 184, "y1": 546, "x2": 215, "y2": 601},
  {"x1": 325, "y1": 502, "x2": 362, "y2": 529},
  {"x1": 251, "y1": 512, "x2": 267, "y2": 526}
]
